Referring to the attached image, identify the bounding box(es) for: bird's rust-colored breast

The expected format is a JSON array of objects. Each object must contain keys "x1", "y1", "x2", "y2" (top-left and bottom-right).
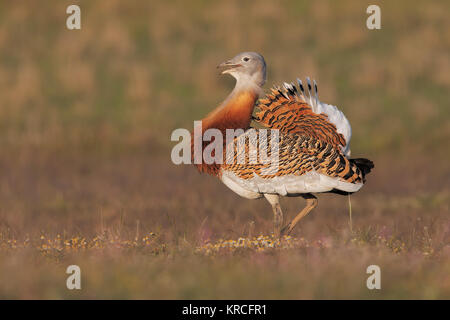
[{"x1": 191, "y1": 89, "x2": 259, "y2": 176}]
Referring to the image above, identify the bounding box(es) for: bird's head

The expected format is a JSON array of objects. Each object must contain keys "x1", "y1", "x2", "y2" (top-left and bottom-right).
[{"x1": 217, "y1": 52, "x2": 266, "y2": 88}]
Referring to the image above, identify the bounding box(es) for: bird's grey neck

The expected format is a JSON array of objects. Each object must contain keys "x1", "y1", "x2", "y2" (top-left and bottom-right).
[{"x1": 231, "y1": 75, "x2": 264, "y2": 95}]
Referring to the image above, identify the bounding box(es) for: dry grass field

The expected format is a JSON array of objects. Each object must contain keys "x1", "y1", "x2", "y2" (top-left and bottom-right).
[{"x1": 0, "y1": 0, "x2": 449, "y2": 299}]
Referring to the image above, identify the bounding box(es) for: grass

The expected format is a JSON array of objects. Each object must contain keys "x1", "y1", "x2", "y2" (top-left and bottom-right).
[
  {"x1": 0, "y1": 152, "x2": 448, "y2": 299},
  {"x1": 0, "y1": 0, "x2": 449, "y2": 299}
]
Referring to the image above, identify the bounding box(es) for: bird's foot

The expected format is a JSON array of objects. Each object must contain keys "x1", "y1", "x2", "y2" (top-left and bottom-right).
[{"x1": 280, "y1": 223, "x2": 292, "y2": 237}]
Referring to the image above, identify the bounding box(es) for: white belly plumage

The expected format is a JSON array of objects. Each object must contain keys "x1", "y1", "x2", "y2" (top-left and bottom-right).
[{"x1": 220, "y1": 169, "x2": 363, "y2": 199}]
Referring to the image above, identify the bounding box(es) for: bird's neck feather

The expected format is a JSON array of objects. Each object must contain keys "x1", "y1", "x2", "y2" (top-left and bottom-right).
[
  {"x1": 192, "y1": 84, "x2": 260, "y2": 176},
  {"x1": 202, "y1": 84, "x2": 260, "y2": 133}
]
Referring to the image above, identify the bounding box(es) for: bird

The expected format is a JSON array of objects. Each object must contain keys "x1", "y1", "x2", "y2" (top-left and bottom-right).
[{"x1": 191, "y1": 52, "x2": 374, "y2": 237}]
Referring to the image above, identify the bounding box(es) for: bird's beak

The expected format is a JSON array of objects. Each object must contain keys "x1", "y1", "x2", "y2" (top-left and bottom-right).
[{"x1": 217, "y1": 60, "x2": 241, "y2": 74}]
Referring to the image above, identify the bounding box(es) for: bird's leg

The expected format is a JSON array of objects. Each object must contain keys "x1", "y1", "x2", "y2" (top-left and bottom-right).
[
  {"x1": 281, "y1": 193, "x2": 317, "y2": 236},
  {"x1": 264, "y1": 194, "x2": 283, "y2": 238}
]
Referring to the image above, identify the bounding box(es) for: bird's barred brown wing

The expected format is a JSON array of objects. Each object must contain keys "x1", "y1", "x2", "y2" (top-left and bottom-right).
[
  {"x1": 253, "y1": 84, "x2": 346, "y2": 152},
  {"x1": 222, "y1": 130, "x2": 364, "y2": 184}
]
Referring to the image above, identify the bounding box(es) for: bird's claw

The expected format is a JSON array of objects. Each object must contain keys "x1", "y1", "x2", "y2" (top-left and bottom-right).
[{"x1": 280, "y1": 224, "x2": 292, "y2": 237}]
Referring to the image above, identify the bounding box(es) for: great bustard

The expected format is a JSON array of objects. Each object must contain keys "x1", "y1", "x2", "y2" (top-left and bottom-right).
[{"x1": 191, "y1": 52, "x2": 374, "y2": 237}]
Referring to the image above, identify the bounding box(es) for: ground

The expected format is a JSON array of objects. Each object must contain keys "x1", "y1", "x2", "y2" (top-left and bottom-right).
[{"x1": 0, "y1": 151, "x2": 448, "y2": 299}]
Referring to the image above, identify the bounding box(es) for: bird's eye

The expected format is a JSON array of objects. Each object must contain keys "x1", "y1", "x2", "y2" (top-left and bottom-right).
[{"x1": 243, "y1": 57, "x2": 250, "y2": 62}]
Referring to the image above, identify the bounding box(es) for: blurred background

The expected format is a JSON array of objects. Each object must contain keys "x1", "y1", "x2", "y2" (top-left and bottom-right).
[{"x1": 0, "y1": 0, "x2": 448, "y2": 299}]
